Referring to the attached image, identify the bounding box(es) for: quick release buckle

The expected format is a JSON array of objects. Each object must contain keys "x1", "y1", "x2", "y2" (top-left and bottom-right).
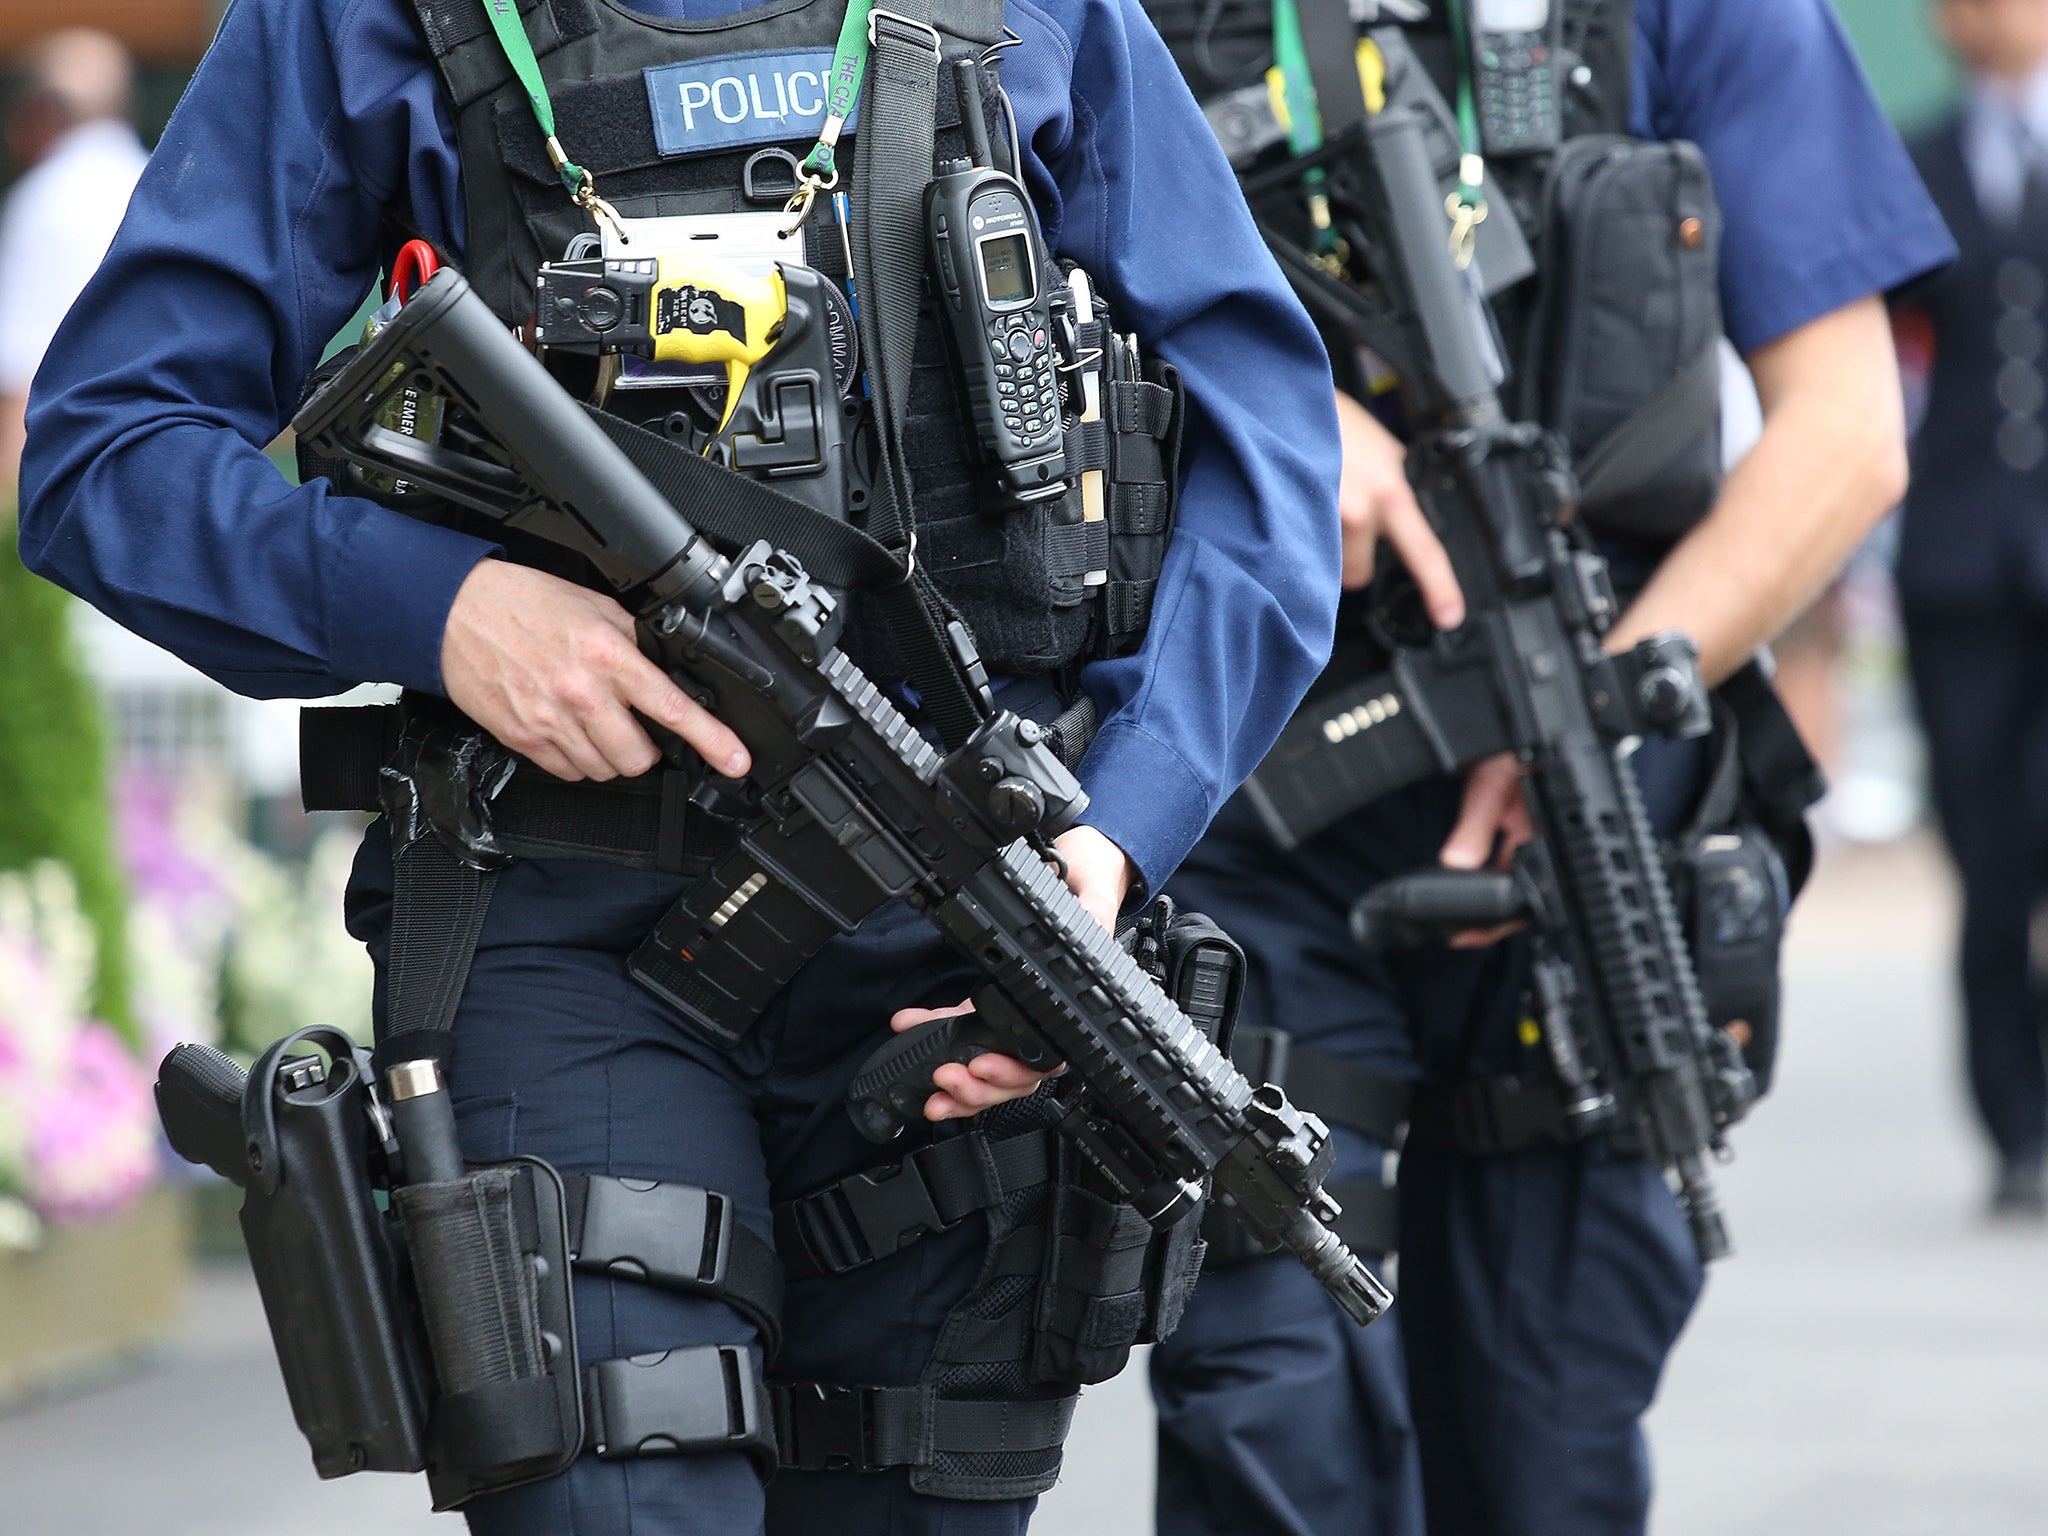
[
  {"x1": 774, "y1": 1382, "x2": 882, "y2": 1472},
  {"x1": 795, "y1": 1157, "x2": 952, "y2": 1274},
  {"x1": 571, "y1": 1176, "x2": 736, "y2": 1293},
  {"x1": 586, "y1": 1344, "x2": 767, "y2": 1460}
]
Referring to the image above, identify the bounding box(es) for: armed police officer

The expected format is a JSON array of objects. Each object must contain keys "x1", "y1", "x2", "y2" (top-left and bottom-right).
[
  {"x1": 16, "y1": 0, "x2": 1346, "y2": 1531},
  {"x1": 1140, "y1": 1, "x2": 1953, "y2": 1533}
]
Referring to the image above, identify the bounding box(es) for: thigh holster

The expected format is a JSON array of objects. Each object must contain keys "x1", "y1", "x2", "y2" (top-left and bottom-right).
[
  {"x1": 764, "y1": 898, "x2": 1239, "y2": 1501},
  {"x1": 159, "y1": 1035, "x2": 786, "y2": 1507}
]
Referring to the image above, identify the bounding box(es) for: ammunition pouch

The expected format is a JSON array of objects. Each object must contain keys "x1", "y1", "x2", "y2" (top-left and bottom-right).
[
  {"x1": 1200, "y1": 1025, "x2": 1409, "y2": 1265},
  {"x1": 156, "y1": 1032, "x2": 784, "y2": 1508}
]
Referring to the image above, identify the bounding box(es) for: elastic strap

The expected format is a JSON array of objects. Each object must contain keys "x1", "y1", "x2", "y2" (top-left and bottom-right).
[{"x1": 379, "y1": 835, "x2": 498, "y2": 1071}]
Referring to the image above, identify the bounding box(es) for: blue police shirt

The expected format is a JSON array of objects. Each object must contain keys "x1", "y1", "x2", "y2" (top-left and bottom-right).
[
  {"x1": 15, "y1": 0, "x2": 1344, "y2": 894},
  {"x1": 1633, "y1": 0, "x2": 1954, "y2": 353}
]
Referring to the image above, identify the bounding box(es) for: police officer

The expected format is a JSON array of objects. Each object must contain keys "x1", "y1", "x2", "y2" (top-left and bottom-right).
[
  {"x1": 15, "y1": 0, "x2": 1342, "y2": 1531},
  {"x1": 1142, "y1": 1, "x2": 1954, "y2": 1533},
  {"x1": 1897, "y1": 0, "x2": 2048, "y2": 1219}
]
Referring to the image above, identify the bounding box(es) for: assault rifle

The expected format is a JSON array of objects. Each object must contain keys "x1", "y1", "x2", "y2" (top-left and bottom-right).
[
  {"x1": 293, "y1": 268, "x2": 1389, "y2": 1326},
  {"x1": 1237, "y1": 108, "x2": 1755, "y2": 1261}
]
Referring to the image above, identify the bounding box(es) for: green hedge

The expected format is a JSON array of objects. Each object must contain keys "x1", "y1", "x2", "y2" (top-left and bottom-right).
[{"x1": 0, "y1": 527, "x2": 133, "y2": 1040}]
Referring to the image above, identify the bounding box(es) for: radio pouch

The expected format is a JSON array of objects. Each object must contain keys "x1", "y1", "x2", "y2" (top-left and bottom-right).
[
  {"x1": 1527, "y1": 136, "x2": 1725, "y2": 546},
  {"x1": 393, "y1": 1158, "x2": 584, "y2": 1509}
]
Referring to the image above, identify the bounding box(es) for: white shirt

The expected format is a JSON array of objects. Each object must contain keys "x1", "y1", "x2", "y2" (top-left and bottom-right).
[
  {"x1": 1961, "y1": 63, "x2": 2048, "y2": 227},
  {"x1": 0, "y1": 118, "x2": 148, "y2": 396}
]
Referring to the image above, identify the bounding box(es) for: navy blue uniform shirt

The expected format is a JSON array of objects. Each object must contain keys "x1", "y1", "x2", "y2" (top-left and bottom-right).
[
  {"x1": 1631, "y1": 0, "x2": 1953, "y2": 353},
  {"x1": 16, "y1": 0, "x2": 1344, "y2": 892}
]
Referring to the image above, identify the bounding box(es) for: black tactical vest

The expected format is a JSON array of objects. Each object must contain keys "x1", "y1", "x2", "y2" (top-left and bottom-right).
[
  {"x1": 401, "y1": 0, "x2": 1102, "y2": 680},
  {"x1": 1143, "y1": 0, "x2": 1725, "y2": 550}
]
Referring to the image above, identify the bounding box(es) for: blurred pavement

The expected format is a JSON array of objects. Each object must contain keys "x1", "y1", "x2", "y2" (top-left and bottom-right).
[{"x1": 2, "y1": 834, "x2": 2042, "y2": 1535}]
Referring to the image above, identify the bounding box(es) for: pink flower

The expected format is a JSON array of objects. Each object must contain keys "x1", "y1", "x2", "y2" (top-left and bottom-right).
[{"x1": 26, "y1": 1022, "x2": 159, "y2": 1221}]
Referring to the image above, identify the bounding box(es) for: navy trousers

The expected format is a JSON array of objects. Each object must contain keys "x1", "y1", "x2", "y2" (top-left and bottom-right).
[
  {"x1": 1903, "y1": 602, "x2": 2048, "y2": 1174},
  {"x1": 1152, "y1": 738, "x2": 1708, "y2": 1536},
  {"x1": 346, "y1": 818, "x2": 1037, "y2": 1536}
]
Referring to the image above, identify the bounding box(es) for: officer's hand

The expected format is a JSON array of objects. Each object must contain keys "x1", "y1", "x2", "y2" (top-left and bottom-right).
[
  {"x1": 440, "y1": 558, "x2": 751, "y2": 783},
  {"x1": 1335, "y1": 390, "x2": 1465, "y2": 628},
  {"x1": 888, "y1": 824, "x2": 1136, "y2": 1122},
  {"x1": 1439, "y1": 752, "x2": 1534, "y2": 948}
]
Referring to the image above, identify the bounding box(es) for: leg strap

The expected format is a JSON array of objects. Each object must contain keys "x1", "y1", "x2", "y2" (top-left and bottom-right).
[
  {"x1": 768, "y1": 1383, "x2": 1076, "y2": 1475},
  {"x1": 564, "y1": 1176, "x2": 786, "y2": 1357},
  {"x1": 774, "y1": 1129, "x2": 1053, "y2": 1279}
]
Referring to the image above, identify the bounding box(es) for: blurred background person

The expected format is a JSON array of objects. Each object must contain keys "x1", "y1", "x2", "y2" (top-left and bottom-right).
[
  {"x1": 0, "y1": 27, "x2": 146, "y2": 489},
  {"x1": 1895, "y1": 0, "x2": 2048, "y2": 1218}
]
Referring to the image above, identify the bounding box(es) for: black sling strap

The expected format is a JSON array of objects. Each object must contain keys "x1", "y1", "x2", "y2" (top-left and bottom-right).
[
  {"x1": 1295, "y1": 0, "x2": 1368, "y2": 143},
  {"x1": 848, "y1": 0, "x2": 991, "y2": 749}
]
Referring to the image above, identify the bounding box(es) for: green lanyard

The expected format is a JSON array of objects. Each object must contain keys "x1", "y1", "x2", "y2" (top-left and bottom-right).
[
  {"x1": 481, "y1": 0, "x2": 623, "y2": 234},
  {"x1": 1269, "y1": 0, "x2": 1341, "y2": 262},
  {"x1": 1438, "y1": 0, "x2": 1491, "y2": 267},
  {"x1": 1269, "y1": 0, "x2": 1490, "y2": 270},
  {"x1": 785, "y1": 0, "x2": 879, "y2": 229}
]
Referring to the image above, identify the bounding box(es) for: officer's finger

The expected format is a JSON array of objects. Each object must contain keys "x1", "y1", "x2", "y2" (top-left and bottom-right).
[
  {"x1": 543, "y1": 720, "x2": 620, "y2": 784},
  {"x1": 1383, "y1": 491, "x2": 1466, "y2": 630},
  {"x1": 617, "y1": 652, "x2": 751, "y2": 778},
  {"x1": 965, "y1": 1053, "x2": 1051, "y2": 1090},
  {"x1": 890, "y1": 998, "x2": 976, "y2": 1033},
  {"x1": 581, "y1": 695, "x2": 664, "y2": 781},
  {"x1": 1441, "y1": 754, "x2": 1523, "y2": 870},
  {"x1": 521, "y1": 738, "x2": 589, "y2": 784},
  {"x1": 586, "y1": 590, "x2": 641, "y2": 642},
  {"x1": 930, "y1": 1061, "x2": 1044, "y2": 1114}
]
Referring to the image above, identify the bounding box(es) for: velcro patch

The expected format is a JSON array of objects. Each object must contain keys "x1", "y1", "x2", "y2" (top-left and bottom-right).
[{"x1": 644, "y1": 49, "x2": 858, "y2": 157}]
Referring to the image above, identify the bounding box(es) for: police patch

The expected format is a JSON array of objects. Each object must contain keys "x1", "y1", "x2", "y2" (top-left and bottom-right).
[{"x1": 644, "y1": 49, "x2": 858, "y2": 158}]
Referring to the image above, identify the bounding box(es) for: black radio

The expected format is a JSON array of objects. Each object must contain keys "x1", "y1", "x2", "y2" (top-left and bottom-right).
[
  {"x1": 1464, "y1": 0, "x2": 1563, "y2": 156},
  {"x1": 927, "y1": 61, "x2": 1069, "y2": 504}
]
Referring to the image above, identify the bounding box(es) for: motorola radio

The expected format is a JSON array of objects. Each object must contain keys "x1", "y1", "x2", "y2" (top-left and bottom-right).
[
  {"x1": 1463, "y1": 0, "x2": 1563, "y2": 156},
  {"x1": 927, "y1": 59, "x2": 1069, "y2": 504}
]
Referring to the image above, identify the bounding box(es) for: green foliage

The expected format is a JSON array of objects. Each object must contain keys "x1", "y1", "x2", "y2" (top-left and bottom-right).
[
  {"x1": 0, "y1": 531, "x2": 134, "y2": 1041},
  {"x1": 1835, "y1": 0, "x2": 1962, "y2": 130}
]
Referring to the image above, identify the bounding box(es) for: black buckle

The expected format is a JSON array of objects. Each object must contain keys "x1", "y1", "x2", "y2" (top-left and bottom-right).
[
  {"x1": 793, "y1": 1157, "x2": 951, "y2": 1274},
  {"x1": 586, "y1": 1344, "x2": 767, "y2": 1461},
  {"x1": 573, "y1": 1177, "x2": 734, "y2": 1292},
  {"x1": 774, "y1": 1382, "x2": 880, "y2": 1472}
]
